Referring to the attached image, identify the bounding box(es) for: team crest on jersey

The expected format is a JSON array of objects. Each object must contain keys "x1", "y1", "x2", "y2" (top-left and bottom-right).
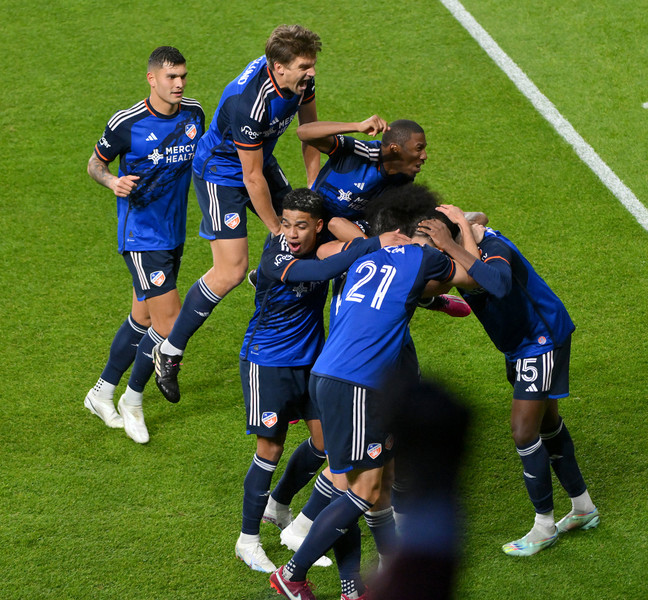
[
  {"x1": 367, "y1": 443, "x2": 382, "y2": 459},
  {"x1": 185, "y1": 123, "x2": 197, "y2": 139},
  {"x1": 262, "y1": 412, "x2": 278, "y2": 428},
  {"x1": 224, "y1": 213, "x2": 241, "y2": 229},
  {"x1": 538, "y1": 336, "x2": 547, "y2": 345},
  {"x1": 150, "y1": 271, "x2": 166, "y2": 287}
]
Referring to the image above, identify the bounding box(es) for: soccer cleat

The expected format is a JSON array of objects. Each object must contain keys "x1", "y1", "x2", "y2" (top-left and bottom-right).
[
  {"x1": 280, "y1": 522, "x2": 332, "y2": 567},
  {"x1": 341, "y1": 594, "x2": 369, "y2": 600},
  {"x1": 556, "y1": 508, "x2": 600, "y2": 534},
  {"x1": 247, "y1": 268, "x2": 258, "y2": 289},
  {"x1": 502, "y1": 529, "x2": 558, "y2": 556},
  {"x1": 235, "y1": 539, "x2": 276, "y2": 573},
  {"x1": 430, "y1": 294, "x2": 472, "y2": 318},
  {"x1": 84, "y1": 390, "x2": 124, "y2": 428},
  {"x1": 117, "y1": 395, "x2": 149, "y2": 444},
  {"x1": 263, "y1": 503, "x2": 293, "y2": 530},
  {"x1": 152, "y1": 343, "x2": 181, "y2": 403},
  {"x1": 270, "y1": 566, "x2": 317, "y2": 600}
]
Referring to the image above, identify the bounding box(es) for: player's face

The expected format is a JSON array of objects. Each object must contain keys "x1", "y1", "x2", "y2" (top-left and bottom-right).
[
  {"x1": 273, "y1": 54, "x2": 317, "y2": 95},
  {"x1": 281, "y1": 209, "x2": 323, "y2": 257},
  {"x1": 147, "y1": 61, "x2": 187, "y2": 114},
  {"x1": 397, "y1": 132, "x2": 428, "y2": 177}
]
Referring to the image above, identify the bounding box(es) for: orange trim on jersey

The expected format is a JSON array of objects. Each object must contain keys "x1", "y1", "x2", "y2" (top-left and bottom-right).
[
  {"x1": 280, "y1": 258, "x2": 299, "y2": 281},
  {"x1": 326, "y1": 135, "x2": 340, "y2": 156},
  {"x1": 144, "y1": 98, "x2": 156, "y2": 116},
  {"x1": 94, "y1": 146, "x2": 110, "y2": 162},
  {"x1": 443, "y1": 259, "x2": 457, "y2": 283},
  {"x1": 484, "y1": 255, "x2": 510, "y2": 266},
  {"x1": 302, "y1": 91, "x2": 315, "y2": 104},
  {"x1": 234, "y1": 140, "x2": 263, "y2": 149}
]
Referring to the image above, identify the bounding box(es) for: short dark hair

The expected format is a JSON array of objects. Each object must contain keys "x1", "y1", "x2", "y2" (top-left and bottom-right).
[
  {"x1": 281, "y1": 188, "x2": 324, "y2": 219},
  {"x1": 265, "y1": 25, "x2": 321, "y2": 66},
  {"x1": 366, "y1": 183, "x2": 458, "y2": 239},
  {"x1": 381, "y1": 119, "x2": 425, "y2": 148},
  {"x1": 148, "y1": 46, "x2": 186, "y2": 70}
]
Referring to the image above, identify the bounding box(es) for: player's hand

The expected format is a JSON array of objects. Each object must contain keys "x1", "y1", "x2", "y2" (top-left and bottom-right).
[
  {"x1": 471, "y1": 223, "x2": 486, "y2": 243},
  {"x1": 417, "y1": 219, "x2": 454, "y2": 251},
  {"x1": 436, "y1": 204, "x2": 467, "y2": 225},
  {"x1": 110, "y1": 175, "x2": 140, "y2": 198},
  {"x1": 358, "y1": 115, "x2": 389, "y2": 136},
  {"x1": 378, "y1": 229, "x2": 411, "y2": 247}
]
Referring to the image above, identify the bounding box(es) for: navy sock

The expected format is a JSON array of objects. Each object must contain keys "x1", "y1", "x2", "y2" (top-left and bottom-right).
[
  {"x1": 364, "y1": 507, "x2": 396, "y2": 558},
  {"x1": 335, "y1": 522, "x2": 363, "y2": 595},
  {"x1": 517, "y1": 437, "x2": 553, "y2": 514},
  {"x1": 287, "y1": 489, "x2": 371, "y2": 581},
  {"x1": 127, "y1": 327, "x2": 162, "y2": 393},
  {"x1": 541, "y1": 417, "x2": 587, "y2": 497},
  {"x1": 301, "y1": 472, "x2": 334, "y2": 521},
  {"x1": 271, "y1": 438, "x2": 326, "y2": 505},
  {"x1": 242, "y1": 454, "x2": 278, "y2": 535},
  {"x1": 167, "y1": 277, "x2": 221, "y2": 351},
  {"x1": 100, "y1": 314, "x2": 148, "y2": 384}
]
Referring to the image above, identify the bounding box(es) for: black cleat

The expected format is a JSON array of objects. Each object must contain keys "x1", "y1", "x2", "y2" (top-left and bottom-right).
[{"x1": 152, "y1": 343, "x2": 182, "y2": 403}]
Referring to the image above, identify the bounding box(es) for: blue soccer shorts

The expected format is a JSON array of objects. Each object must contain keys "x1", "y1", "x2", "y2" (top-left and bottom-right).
[
  {"x1": 195, "y1": 158, "x2": 291, "y2": 241},
  {"x1": 240, "y1": 359, "x2": 319, "y2": 438},
  {"x1": 506, "y1": 335, "x2": 571, "y2": 401},
  {"x1": 309, "y1": 374, "x2": 394, "y2": 474},
  {"x1": 123, "y1": 244, "x2": 183, "y2": 301}
]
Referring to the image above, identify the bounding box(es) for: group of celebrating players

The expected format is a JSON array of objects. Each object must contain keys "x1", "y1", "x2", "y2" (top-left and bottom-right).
[{"x1": 84, "y1": 24, "x2": 599, "y2": 600}]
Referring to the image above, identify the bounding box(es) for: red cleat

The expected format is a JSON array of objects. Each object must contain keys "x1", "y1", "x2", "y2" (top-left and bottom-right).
[{"x1": 270, "y1": 566, "x2": 317, "y2": 600}]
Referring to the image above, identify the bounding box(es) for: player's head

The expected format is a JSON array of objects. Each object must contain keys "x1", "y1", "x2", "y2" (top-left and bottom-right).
[
  {"x1": 280, "y1": 188, "x2": 324, "y2": 257},
  {"x1": 266, "y1": 25, "x2": 321, "y2": 95},
  {"x1": 381, "y1": 120, "x2": 427, "y2": 179},
  {"x1": 146, "y1": 46, "x2": 187, "y2": 112},
  {"x1": 367, "y1": 183, "x2": 459, "y2": 241}
]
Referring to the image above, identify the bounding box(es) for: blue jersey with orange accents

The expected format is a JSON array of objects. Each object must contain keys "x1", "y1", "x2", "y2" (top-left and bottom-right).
[
  {"x1": 462, "y1": 228, "x2": 575, "y2": 360},
  {"x1": 193, "y1": 56, "x2": 315, "y2": 187},
  {"x1": 94, "y1": 97, "x2": 205, "y2": 253},
  {"x1": 240, "y1": 234, "x2": 382, "y2": 367},
  {"x1": 313, "y1": 244, "x2": 455, "y2": 389},
  {"x1": 311, "y1": 135, "x2": 413, "y2": 220}
]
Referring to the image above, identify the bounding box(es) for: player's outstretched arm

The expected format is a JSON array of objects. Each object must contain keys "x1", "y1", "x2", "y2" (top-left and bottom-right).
[
  {"x1": 327, "y1": 217, "x2": 368, "y2": 244},
  {"x1": 296, "y1": 115, "x2": 389, "y2": 154},
  {"x1": 297, "y1": 100, "x2": 321, "y2": 187},
  {"x1": 87, "y1": 154, "x2": 139, "y2": 198},
  {"x1": 238, "y1": 147, "x2": 281, "y2": 236}
]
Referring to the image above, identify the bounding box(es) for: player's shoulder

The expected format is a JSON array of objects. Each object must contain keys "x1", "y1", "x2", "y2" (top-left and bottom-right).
[
  {"x1": 106, "y1": 99, "x2": 149, "y2": 131},
  {"x1": 180, "y1": 96, "x2": 205, "y2": 116}
]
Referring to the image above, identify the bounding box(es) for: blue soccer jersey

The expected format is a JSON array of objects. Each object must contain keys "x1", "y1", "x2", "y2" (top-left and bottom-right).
[
  {"x1": 311, "y1": 135, "x2": 412, "y2": 220},
  {"x1": 462, "y1": 228, "x2": 575, "y2": 360},
  {"x1": 240, "y1": 235, "x2": 382, "y2": 367},
  {"x1": 95, "y1": 97, "x2": 205, "y2": 253},
  {"x1": 313, "y1": 243, "x2": 455, "y2": 389},
  {"x1": 192, "y1": 56, "x2": 315, "y2": 187}
]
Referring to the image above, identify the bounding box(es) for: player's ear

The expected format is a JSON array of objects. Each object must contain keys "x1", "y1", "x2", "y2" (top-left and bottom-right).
[
  {"x1": 146, "y1": 71, "x2": 156, "y2": 87},
  {"x1": 315, "y1": 219, "x2": 324, "y2": 234}
]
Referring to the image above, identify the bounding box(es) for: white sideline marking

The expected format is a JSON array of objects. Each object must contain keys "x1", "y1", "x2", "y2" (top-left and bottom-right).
[{"x1": 440, "y1": 0, "x2": 648, "y2": 231}]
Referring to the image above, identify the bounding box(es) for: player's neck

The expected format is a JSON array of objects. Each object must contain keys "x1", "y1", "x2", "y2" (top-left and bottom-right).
[{"x1": 148, "y1": 95, "x2": 180, "y2": 116}]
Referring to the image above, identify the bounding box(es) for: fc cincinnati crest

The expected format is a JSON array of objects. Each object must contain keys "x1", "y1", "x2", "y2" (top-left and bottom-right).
[
  {"x1": 185, "y1": 123, "x2": 197, "y2": 139},
  {"x1": 538, "y1": 336, "x2": 547, "y2": 345},
  {"x1": 367, "y1": 443, "x2": 382, "y2": 459},
  {"x1": 262, "y1": 412, "x2": 278, "y2": 428},
  {"x1": 225, "y1": 212, "x2": 241, "y2": 229},
  {"x1": 150, "y1": 271, "x2": 166, "y2": 287}
]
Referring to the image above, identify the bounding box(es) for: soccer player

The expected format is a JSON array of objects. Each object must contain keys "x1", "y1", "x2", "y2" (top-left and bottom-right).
[
  {"x1": 153, "y1": 25, "x2": 322, "y2": 403},
  {"x1": 84, "y1": 47, "x2": 204, "y2": 444},
  {"x1": 236, "y1": 188, "x2": 410, "y2": 573},
  {"x1": 270, "y1": 190, "x2": 478, "y2": 600},
  {"x1": 422, "y1": 205, "x2": 599, "y2": 556},
  {"x1": 296, "y1": 114, "x2": 471, "y2": 319}
]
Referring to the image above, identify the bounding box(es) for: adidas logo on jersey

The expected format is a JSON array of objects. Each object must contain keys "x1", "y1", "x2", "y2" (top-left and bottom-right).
[
  {"x1": 146, "y1": 132, "x2": 158, "y2": 141},
  {"x1": 525, "y1": 383, "x2": 538, "y2": 392},
  {"x1": 354, "y1": 182, "x2": 365, "y2": 190}
]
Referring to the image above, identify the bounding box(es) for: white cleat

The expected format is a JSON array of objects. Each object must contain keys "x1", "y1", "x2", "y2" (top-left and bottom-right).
[
  {"x1": 117, "y1": 395, "x2": 149, "y2": 444},
  {"x1": 280, "y1": 522, "x2": 332, "y2": 567},
  {"x1": 84, "y1": 390, "x2": 123, "y2": 428},
  {"x1": 235, "y1": 539, "x2": 276, "y2": 573}
]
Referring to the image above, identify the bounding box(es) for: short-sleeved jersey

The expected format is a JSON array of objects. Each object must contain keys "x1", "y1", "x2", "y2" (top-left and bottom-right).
[
  {"x1": 311, "y1": 135, "x2": 413, "y2": 220},
  {"x1": 313, "y1": 244, "x2": 455, "y2": 389},
  {"x1": 95, "y1": 97, "x2": 205, "y2": 253},
  {"x1": 192, "y1": 56, "x2": 315, "y2": 187},
  {"x1": 462, "y1": 228, "x2": 575, "y2": 360},
  {"x1": 240, "y1": 234, "x2": 381, "y2": 367}
]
